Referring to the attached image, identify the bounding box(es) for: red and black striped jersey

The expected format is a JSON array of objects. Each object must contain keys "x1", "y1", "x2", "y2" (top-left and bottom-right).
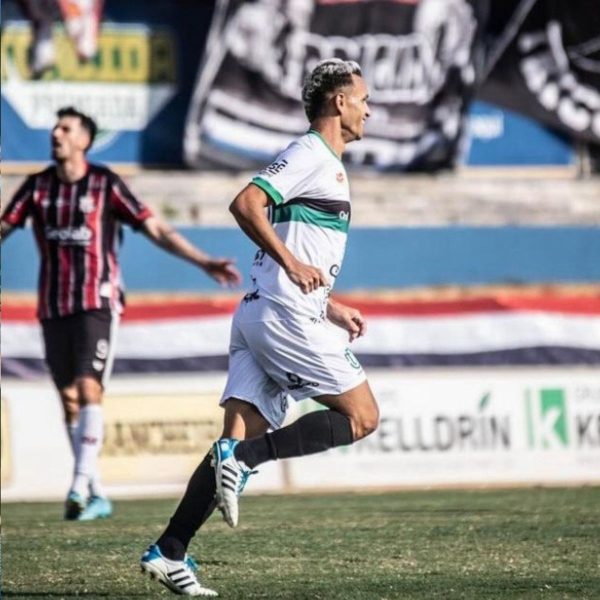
[{"x1": 1, "y1": 163, "x2": 152, "y2": 320}]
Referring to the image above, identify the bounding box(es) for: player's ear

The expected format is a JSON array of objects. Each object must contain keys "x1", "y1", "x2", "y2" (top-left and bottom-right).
[{"x1": 334, "y1": 92, "x2": 346, "y2": 115}]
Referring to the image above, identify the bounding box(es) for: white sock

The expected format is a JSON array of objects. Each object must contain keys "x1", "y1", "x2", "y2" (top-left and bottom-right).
[
  {"x1": 71, "y1": 405, "x2": 104, "y2": 498},
  {"x1": 67, "y1": 418, "x2": 106, "y2": 498},
  {"x1": 67, "y1": 420, "x2": 79, "y2": 454}
]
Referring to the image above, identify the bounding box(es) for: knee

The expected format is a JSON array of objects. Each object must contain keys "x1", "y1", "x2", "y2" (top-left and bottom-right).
[
  {"x1": 63, "y1": 401, "x2": 80, "y2": 424},
  {"x1": 351, "y1": 403, "x2": 380, "y2": 441},
  {"x1": 59, "y1": 386, "x2": 80, "y2": 423},
  {"x1": 76, "y1": 377, "x2": 103, "y2": 406}
]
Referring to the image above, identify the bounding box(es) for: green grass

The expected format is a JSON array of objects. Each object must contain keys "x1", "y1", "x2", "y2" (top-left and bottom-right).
[{"x1": 2, "y1": 488, "x2": 600, "y2": 599}]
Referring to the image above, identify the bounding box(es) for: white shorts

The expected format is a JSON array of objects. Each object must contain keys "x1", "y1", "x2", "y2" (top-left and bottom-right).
[{"x1": 220, "y1": 297, "x2": 366, "y2": 429}]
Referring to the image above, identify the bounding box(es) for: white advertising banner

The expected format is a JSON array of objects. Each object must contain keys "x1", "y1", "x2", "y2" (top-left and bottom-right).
[
  {"x1": 1, "y1": 374, "x2": 284, "y2": 502},
  {"x1": 2, "y1": 368, "x2": 599, "y2": 502},
  {"x1": 286, "y1": 368, "x2": 600, "y2": 489}
]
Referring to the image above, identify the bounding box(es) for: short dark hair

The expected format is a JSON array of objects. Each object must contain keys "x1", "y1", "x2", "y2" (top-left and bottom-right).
[
  {"x1": 56, "y1": 106, "x2": 98, "y2": 151},
  {"x1": 302, "y1": 59, "x2": 363, "y2": 122}
]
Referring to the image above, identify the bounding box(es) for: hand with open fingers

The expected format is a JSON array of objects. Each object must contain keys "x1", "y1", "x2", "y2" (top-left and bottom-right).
[
  {"x1": 285, "y1": 259, "x2": 328, "y2": 294},
  {"x1": 203, "y1": 258, "x2": 242, "y2": 287},
  {"x1": 327, "y1": 300, "x2": 367, "y2": 342}
]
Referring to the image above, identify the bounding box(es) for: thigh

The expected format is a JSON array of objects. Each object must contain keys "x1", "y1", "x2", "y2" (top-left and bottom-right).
[
  {"x1": 42, "y1": 316, "x2": 75, "y2": 389},
  {"x1": 221, "y1": 318, "x2": 288, "y2": 430},
  {"x1": 244, "y1": 317, "x2": 367, "y2": 403},
  {"x1": 72, "y1": 309, "x2": 119, "y2": 387},
  {"x1": 313, "y1": 379, "x2": 378, "y2": 419},
  {"x1": 221, "y1": 399, "x2": 271, "y2": 439}
]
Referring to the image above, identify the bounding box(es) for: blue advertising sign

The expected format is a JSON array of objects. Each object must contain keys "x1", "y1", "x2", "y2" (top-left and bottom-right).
[{"x1": 465, "y1": 101, "x2": 574, "y2": 166}]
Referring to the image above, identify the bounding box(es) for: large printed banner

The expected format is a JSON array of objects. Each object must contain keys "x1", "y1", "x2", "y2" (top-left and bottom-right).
[
  {"x1": 183, "y1": 0, "x2": 593, "y2": 170},
  {"x1": 481, "y1": 0, "x2": 600, "y2": 145},
  {"x1": 288, "y1": 369, "x2": 600, "y2": 488},
  {"x1": 3, "y1": 294, "x2": 600, "y2": 378},
  {"x1": 184, "y1": 0, "x2": 485, "y2": 171},
  {"x1": 2, "y1": 370, "x2": 598, "y2": 501}
]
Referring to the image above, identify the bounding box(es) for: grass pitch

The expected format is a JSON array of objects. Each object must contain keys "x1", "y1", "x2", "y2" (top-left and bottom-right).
[{"x1": 2, "y1": 487, "x2": 599, "y2": 599}]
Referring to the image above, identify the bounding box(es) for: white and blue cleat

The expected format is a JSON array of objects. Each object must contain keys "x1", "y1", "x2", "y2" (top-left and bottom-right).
[
  {"x1": 211, "y1": 438, "x2": 256, "y2": 528},
  {"x1": 140, "y1": 544, "x2": 218, "y2": 597},
  {"x1": 64, "y1": 491, "x2": 87, "y2": 520},
  {"x1": 79, "y1": 495, "x2": 113, "y2": 521}
]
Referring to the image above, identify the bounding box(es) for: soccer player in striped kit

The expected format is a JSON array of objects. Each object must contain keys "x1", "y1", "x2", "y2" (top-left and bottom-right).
[
  {"x1": 140, "y1": 59, "x2": 379, "y2": 596},
  {"x1": 1, "y1": 106, "x2": 242, "y2": 521}
]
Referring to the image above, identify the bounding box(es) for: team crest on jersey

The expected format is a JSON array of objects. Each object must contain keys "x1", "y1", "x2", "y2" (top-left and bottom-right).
[
  {"x1": 336, "y1": 172, "x2": 345, "y2": 183},
  {"x1": 79, "y1": 195, "x2": 95, "y2": 213}
]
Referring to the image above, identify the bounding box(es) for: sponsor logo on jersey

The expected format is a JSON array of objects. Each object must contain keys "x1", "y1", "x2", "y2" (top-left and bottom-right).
[
  {"x1": 336, "y1": 172, "x2": 345, "y2": 183},
  {"x1": 79, "y1": 195, "x2": 95, "y2": 213},
  {"x1": 261, "y1": 158, "x2": 288, "y2": 176},
  {"x1": 45, "y1": 225, "x2": 92, "y2": 245}
]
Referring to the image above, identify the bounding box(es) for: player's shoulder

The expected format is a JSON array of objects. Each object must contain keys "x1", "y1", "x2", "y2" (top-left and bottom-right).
[
  {"x1": 294, "y1": 131, "x2": 322, "y2": 152},
  {"x1": 28, "y1": 164, "x2": 55, "y2": 180},
  {"x1": 87, "y1": 163, "x2": 118, "y2": 178},
  {"x1": 279, "y1": 132, "x2": 325, "y2": 164},
  {"x1": 20, "y1": 165, "x2": 56, "y2": 190}
]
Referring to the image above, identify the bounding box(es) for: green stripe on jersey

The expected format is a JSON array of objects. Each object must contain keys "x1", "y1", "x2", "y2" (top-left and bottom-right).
[
  {"x1": 273, "y1": 203, "x2": 349, "y2": 233},
  {"x1": 252, "y1": 176, "x2": 284, "y2": 205}
]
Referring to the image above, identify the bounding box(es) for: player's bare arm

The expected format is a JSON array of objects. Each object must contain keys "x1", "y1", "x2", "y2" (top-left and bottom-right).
[
  {"x1": 327, "y1": 298, "x2": 366, "y2": 342},
  {"x1": 142, "y1": 216, "x2": 241, "y2": 286},
  {"x1": 230, "y1": 183, "x2": 328, "y2": 294}
]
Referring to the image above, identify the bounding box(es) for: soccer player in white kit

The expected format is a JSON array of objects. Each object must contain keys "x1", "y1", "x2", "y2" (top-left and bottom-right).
[{"x1": 141, "y1": 58, "x2": 379, "y2": 597}]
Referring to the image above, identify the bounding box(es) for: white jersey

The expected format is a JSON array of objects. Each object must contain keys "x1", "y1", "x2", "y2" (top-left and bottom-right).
[{"x1": 249, "y1": 130, "x2": 351, "y2": 320}]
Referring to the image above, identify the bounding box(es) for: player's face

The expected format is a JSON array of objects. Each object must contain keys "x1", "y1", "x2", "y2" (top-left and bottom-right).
[
  {"x1": 51, "y1": 116, "x2": 91, "y2": 161},
  {"x1": 340, "y1": 75, "x2": 370, "y2": 142}
]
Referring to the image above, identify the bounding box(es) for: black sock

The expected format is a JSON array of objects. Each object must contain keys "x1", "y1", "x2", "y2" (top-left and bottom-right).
[
  {"x1": 156, "y1": 451, "x2": 216, "y2": 560},
  {"x1": 235, "y1": 410, "x2": 353, "y2": 469}
]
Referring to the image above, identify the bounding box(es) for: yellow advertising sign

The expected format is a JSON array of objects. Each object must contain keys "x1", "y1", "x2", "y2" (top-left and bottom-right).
[
  {"x1": 100, "y1": 392, "x2": 223, "y2": 485},
  {"x1": 1, "y1": 24, "x2": 176, "y2": 83}
]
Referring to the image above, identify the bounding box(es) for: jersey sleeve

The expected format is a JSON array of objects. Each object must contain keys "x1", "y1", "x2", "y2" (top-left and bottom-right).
[
  {"x1": 109, "y1": 173, "x2": 153, "y2": 229},
  {"x1": 1, "y1": 176, "x2": 35, "y2": 228},
  {"x1": 251, "y1": 141, "x2": 319, "y2": 205}
]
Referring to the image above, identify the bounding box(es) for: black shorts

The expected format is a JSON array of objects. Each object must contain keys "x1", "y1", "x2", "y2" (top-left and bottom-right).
[{"x1": 41, "y1": 309, "x2": 119, "y2": 389}]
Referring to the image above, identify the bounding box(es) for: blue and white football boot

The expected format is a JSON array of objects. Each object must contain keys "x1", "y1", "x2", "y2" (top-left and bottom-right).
[
  {"x1": 79, "y1": 495, "x2": 113, "y2": 520},
  {"x1": 140, "y1": 544, "x2": 217, "y2": 597},
  {"x1": 211, "y1": 438, "x2": 256, "y2": 528}
]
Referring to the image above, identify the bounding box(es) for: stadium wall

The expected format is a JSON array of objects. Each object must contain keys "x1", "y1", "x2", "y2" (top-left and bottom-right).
[{"x1": 3, "y1": 226, "x2": 600, "y2": 292}]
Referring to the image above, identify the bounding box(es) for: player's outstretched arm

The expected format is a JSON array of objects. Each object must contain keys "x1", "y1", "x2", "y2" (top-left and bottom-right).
[
  {"x1": 142, "y1": 216, "x2": 241, "y2": 286},
  {"x1": 230, "y1": 184, "x2": 328, "y2": 294},
  {"x1": 327, "y1": 299, "x2": 366, "y2": 342}
]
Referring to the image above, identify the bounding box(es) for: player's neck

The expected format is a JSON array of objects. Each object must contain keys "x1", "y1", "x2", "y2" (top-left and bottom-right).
[
  {"x1": 309, "y1": 120, "x2": 345, "y2": 158},
  {"x1": 56, "y1": 157, "x2": 88, "y2": 183}
]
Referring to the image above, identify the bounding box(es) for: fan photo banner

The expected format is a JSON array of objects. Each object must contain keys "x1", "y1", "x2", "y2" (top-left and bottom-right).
[
  {"x1": 480, "y1": 0, "x2": 600, "y2": 145},
  {"x1": 184, "y1": 0, "x2": 485, "y2": 172},
  {"x1": 184, "y1": 0, "x2": 599, "y2": 172}
]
